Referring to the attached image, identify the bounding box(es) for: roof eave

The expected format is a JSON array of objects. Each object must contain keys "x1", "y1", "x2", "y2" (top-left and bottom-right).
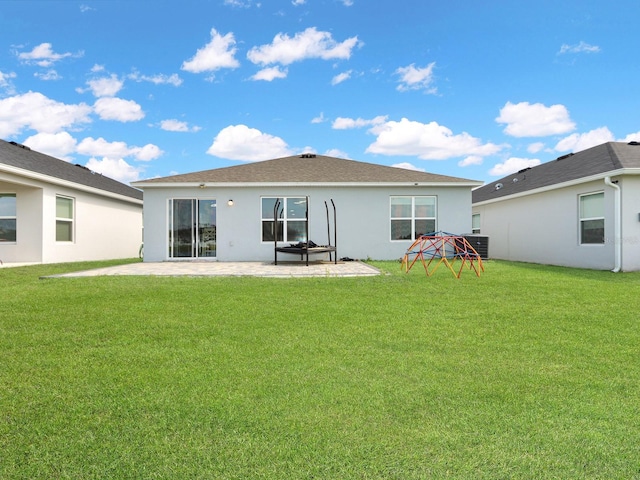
[
  {"x1": 133, "y1": 180, "x2": 483, "y2": 189},
  {"x1": 473, "y1": 168, "x2": 640, "y2": 206},
  {"x1": 0, "y1": 164, "x2": 143, "y2": 205}
]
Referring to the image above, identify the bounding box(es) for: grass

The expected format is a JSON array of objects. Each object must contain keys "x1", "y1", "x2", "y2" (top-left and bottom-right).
[{"x1": 1, "y1": 258, "x2": 640, "y2": 479}]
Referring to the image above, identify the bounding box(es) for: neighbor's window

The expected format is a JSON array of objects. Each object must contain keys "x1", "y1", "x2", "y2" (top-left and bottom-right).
[
  {"x1": 579, "y1": 192, "x2": 604, "y2": 244},
  {"x1": 0, "y1": 193, "x2": 17, "y2": 242},
  {"x1": 390, "y1": 196, "x2": 436, "y2": 240},
  {"x1": 56, "y1": 195, "x2": 74, "y2": 242},
  {"x1": 261, "y1": 197, "x2": 307, "y2": 243},
  {"x1": 472, "y1": 213, "x2": 481, "y2": 234}
]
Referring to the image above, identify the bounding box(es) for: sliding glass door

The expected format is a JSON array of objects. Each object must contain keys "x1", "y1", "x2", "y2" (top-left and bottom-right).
[{"x1": 169, "y1": 199, "x2": 216, "y2": 258}]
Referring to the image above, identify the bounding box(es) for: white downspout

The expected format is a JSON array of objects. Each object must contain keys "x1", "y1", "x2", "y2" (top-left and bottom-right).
[{"x1": 604, "y1": 176, "x2": 621, "y2": 272}]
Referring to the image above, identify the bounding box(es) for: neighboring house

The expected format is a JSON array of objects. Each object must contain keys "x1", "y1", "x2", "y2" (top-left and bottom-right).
[
  {"x1": 472, "y1": 141, "x2": 640, "y2": 272},
  {"x1": 0, "y1": 139, "x2": 143, "y2": 265},
  {"x1": 132, "y1": 154, "x2": 482, "y2": 262}
]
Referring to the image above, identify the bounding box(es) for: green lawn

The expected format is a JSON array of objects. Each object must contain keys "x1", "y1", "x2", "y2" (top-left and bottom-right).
[{"x1": 1, "y1": 259, "x2": 639, "y2": 479}]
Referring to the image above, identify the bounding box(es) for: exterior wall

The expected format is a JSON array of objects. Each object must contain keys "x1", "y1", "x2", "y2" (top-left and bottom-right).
[
  {"x1": 619, "y1": 176, "x2": 640, "y2": 271},
  {"x1": 0, "y1": 171, "x2": 142, "y2": 264},
  {"x1": 0, "y1": 180, "x2": 43, "y2": 263},
  {"x1": 41, "y1": 186, "x2": 142, "y2": 263},
  {"x1": 473, "y1": 179, "x2": 617, "y2": 270},
  {"x1": 142, "y1": 184, "x2": 474, "y2": 262}
]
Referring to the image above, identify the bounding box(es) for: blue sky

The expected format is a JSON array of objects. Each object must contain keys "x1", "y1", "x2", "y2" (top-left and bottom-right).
[{"x1": 0, "y1": 0, "x2": 638, "y2": 185}]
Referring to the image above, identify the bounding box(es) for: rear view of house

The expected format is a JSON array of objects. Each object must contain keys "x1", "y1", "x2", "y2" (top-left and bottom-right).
[
  {"x1": 133, "y1": 154, "x2": 482, "y2": 262},
  {"x1": 472, "y1": 141, "x2": 640, "y2": 271},
  {"x1": 0, "y1": 139, "x2": 143, "y2": 265}
]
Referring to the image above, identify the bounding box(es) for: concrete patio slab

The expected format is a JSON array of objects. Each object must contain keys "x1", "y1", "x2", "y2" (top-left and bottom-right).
[{"x1": 47, "y1": 261, "x2": 382, "y2": 278}]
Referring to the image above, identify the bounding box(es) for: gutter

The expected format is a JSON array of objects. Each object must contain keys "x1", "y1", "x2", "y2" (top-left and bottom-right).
[{"x1": 604, "y1": 176, "x2": 621, "y2": 273}]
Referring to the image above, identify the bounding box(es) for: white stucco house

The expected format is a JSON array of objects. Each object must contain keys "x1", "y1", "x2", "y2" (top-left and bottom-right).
[
  {"x1": 472, "y1": 141, "x2": 640, "y2": 272},
  {"x1": 132, "y1": 154, "x2": 482, "y2": 262},
  {"x1": 0, "y1": 139, "x2": 143, "y2": 265}
]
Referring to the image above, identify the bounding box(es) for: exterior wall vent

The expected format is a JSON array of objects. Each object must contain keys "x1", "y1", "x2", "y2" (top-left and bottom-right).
[
  {"x1": 628, "y1": 141, "x2": 640, "y2": 146},
  {"x1": 300, "y1": 153, "x2": 316, "y2": 158}
]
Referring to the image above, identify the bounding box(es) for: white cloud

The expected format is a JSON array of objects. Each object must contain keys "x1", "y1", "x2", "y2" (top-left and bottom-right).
[
  {"x1": 324, "y1": 148, "x2": 350, "y2": 158},
  {"x1": 206, "y1": 124, "x2": 293, "y2": 161},
  {"x1": 247, "y1": 27, "x2": 360, "y2": 66},
  {"x1": 331, "y1": 70, "x2": 352, "y2": 85},
  {"x1": 554, "y1": 127, "x2": 615, "y2": 153},
  {"x1": 292, "y1": 0, "x2": 305, "y2": 4},
  {"x1": 22, "y1": 132, "x2": 78, "y2": 160},
  {"x1": 87, "y1": 74, "x2": 124, "y2": 97},
  {"x1": 365, "y1": 118, "x2": 503, "y2": 160},
  {"x1": 181, "y1": 28, "x2": 240, "y2": 73},
  {"x1": 0, "y1": 91, "x2": 92, "y2": 137},
  {"x1": 332, "y1": 115, "x2": 387, "y2": 130},
  {"x1": 395, "y1": 62, "x2": 437, "y2": 93},
  {"x1": 17, "y1": 43, "x2": 80, "y2": 67},
  {"x1": 558, "y1": 41, "x2": 601, "y2": 54},
  {"x1": 391, "y1": 162, "x2": 426, "y2": 172},
  {"x1": 224, "y1": 0, "x2": 257, "y2": 6},
  {"x1": 93, "y1": 97, "x2": 144, "y2": 122},
  {"x1": 458, "y1": 155, "x2": 483, "y2": 167},
  {"x1": 91, "y1": 64, "x2": 105, "y2": 73},
  {"x1": 496, "y1": 101, "x2": 576, "y2": 137},
  {"x1": 489, "y1": 157, "x2": 541, "y2": 176},
  {"x1": 133, "y1": 144, "x2": 163, "y2": 161},
  {"x1": 128, "y1": 71, "x2": 183, "y2": 86},
  {"x1": 77, "y1": 137, "x2": 132, "y2": 159},
  {"x1": 0, "y1": 70, "x2": 17, "y2": 92},
  {"x1": 160, "y1": 119, "x2": 201, "y2": 132},
  {"x1": 527, "y1": 142, "x2": 545, "y2": 153},
  {"x1": 85, "y1": 157, "x2": 143, "y2": 184},
  {"x1": 311, "y1": 112, "x2": 326, "y2": 124},
  {"x1": 621, "y1": 132, "x2": 640, "y2": 142},
  {"x1": 77, "y1": 137, "x2": 163, "y2": 162},
  {"x1": 250, "y1": 66, "x2": 288, "y2": 81},
  {"x1": 34, "y1": 69, "x2": 61, "y2": 81}
]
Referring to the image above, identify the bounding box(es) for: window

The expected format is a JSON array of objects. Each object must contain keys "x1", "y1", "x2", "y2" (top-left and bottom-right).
[
  {"x1": 0, "y1": 193, "x2": 17, "y2": 242},
  {"x1": 262, "y1": 197, "x2": 307, "y2": 243},
  {"x1": 56, "y1": 195, "x2": 74, "y2": 242},
  {"x1": 579, "y1": 192, "x2": 604, "y2": 244},
  {"x1": 390, "y1": 196, "x2": 436, "y2": 240},
  {"x1": 472, "y1": 213, "x2": 481, "y2": 234}
]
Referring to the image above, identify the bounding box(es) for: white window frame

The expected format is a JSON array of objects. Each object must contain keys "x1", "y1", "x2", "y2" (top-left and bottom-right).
[
  {"x1": 472, "y1": 213, "x2": 481, "y2": 234},
  {"x1": 579, "y1": 191, "x2": 605, "y2": 245},
  {"x1": 261, "y1": 196, "x2": 308, "y2": 243},
  {"x1": 390, "y1": 196, "x2": 437, "y2": 241},
  {"x1": 0, "y1": 193, "x2": 17, "y2": 243},
  {"x1": 56, "y1": 195, "x2": 75, "y2": 243}
]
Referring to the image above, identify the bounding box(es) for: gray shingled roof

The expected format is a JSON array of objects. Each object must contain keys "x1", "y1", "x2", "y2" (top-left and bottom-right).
[
  {"x1": 472, "y1": 142, "x2": 640, "y2": 204},
  {"x1": 134, "y1": 154, "x2": 480, "y2": 186},
  {"x1": 0, "y1": 139, "x2": 143, "y2": 201}
]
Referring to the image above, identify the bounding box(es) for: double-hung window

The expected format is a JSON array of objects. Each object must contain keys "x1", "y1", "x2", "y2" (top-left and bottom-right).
[
  {"x1": 0, "y1": 193, "x2": 17, "y2": 242},
  {"x1": 56, "y1": 195, "x2": 74, "y2": 242},
  {"x1": 390, "y1": 196, "x2": 437, "y2": 240},
  {"x1": 472, "y1": 213, "x2": 481, "y2": 234},
  {"x1": 579, "y1": 192, "x2": 604, "y2": 244},
  {"x1": 261, "y1": 197, "x2": 307, "y2": 243}
]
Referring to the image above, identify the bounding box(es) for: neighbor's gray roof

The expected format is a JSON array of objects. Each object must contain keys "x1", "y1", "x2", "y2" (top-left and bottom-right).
[
  {"x1": 134, "y1": 154, "x2": 481, "y2": 186},
  {"x1": 0, "y1": 139, "x2": 143, "y2": 201},
  {"x1": 472, "y1": 142, "x2": 640, "y2": 204}
]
